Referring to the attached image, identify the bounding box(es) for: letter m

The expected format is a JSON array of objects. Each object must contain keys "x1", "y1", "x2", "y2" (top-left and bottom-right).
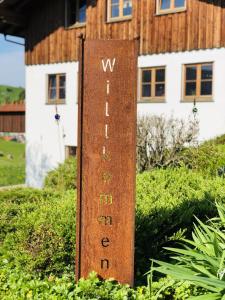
[{"x1": 101, "y1": 58, "x2": 116, "y2": 73}]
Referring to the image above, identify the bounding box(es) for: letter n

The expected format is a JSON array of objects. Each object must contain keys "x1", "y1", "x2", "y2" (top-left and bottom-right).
[{"x1": 101, "y1": 259, "x2": 109, "y2": 270}]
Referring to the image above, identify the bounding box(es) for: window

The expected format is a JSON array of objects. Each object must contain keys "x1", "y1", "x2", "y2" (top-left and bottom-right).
[
  {"x1": 140, "y1": 67, "x2": 166, "y2": 102},
  {"x1": 47, "y1": 74, "x2": 66, "y2": 104},
  {"x1": 183, "y1": 63, "x2": 213, "y2": 101},
  {"x1": 157, "y1": 0, "x2": 186, "y2": 14},
  {"x1": 66, "y1": 0, "x2": 86, "y2": 27},
  {"x1": 107, "y1": 0, "x2": 132, "y2": 22},
  {"x1": 65, "y1": 146, "x2": 77, "y2": 158}
]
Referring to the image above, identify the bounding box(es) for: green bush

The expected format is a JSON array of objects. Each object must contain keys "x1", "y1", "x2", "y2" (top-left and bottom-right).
[
  {"x1": 0, "y1": 188, "x2": 76, "y2": 276},
  {"x1": 0, "y1": 266, "x2": 150, "y2": 300},
  {"x1": 180, "y1": 143, "x2": 225, "y2": 177},
  {"x1": 44, "y1": 157, "x2": 77, "y2": 191},
  {"x1": 135, "y1": 167, "x2": 225, "y2": 281},
  {"x1": 2, "y1": 166, "x2": 225, "y2": 287}
]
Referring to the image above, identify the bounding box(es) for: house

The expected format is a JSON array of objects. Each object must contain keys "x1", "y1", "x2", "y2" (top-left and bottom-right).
[{"x1": 0, "y1": 0, "x2": 225, "y2": 187}]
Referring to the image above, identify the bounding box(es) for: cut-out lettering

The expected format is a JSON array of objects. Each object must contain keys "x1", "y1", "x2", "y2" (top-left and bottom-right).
[
  {"x1": 105, "y1": 124, "x2": 109, "y2": 139},
  {"x1": 101, "y1": 259, "x2": 109, "y2": 270},
  {"x1": 98, "y1": 216, "x2": 113, "y2": 225},
  {"x1": 102, "y1": 58, "x2": 116, "y2": 72},
  {"x1": 102, "y1": 172, "x2": 112, "y2": 183},
  {"x1": 107, "y1": 80, "x2": 110, "y2": 95},
  {"x1": 105, "y1": 102, "x2": 109, "y2": 117},
  {"x1": 100, "y1": 194, "x2": 113, "y2": 205},
  {"x1": 101, "y1": 237, "x2": 110, "y2": 248}
]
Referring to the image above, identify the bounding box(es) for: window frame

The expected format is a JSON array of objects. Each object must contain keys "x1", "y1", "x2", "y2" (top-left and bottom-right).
[
  {"x1": 139, "y1": 66, "x2": 166, "y2": 103},
  {"x1": 107, "y1": 0, "x2": 132, "y2": 23},
  {"x1": 47, "y1": 73, "x2": 66, "y2": 105},
  {"x1": 65, "y1": 0, "x2": 86, "y2": 28},
  {"x1": 156, "y1": 0, "x2": 186, "y2": 15},
  {"x1": 182, "y1": 62, "x2": 214, "y2": 102}
]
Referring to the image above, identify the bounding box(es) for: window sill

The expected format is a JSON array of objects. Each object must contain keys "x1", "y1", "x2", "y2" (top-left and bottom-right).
[
  {"x1": 156, "y1": 8, "x2": 186, "y2": 16},
  {"x1": 181, "y1": 97, "x2": 213, "y2": 103},
  {"x1": 138, "y1": 98, "x2": 166, "y2": 104},
  {"x1": 107, "y1": 16, "x2": 132, "y2": 24},
  {"x1": 46, "y1": 100, "x2": 66, "y2": 105}
]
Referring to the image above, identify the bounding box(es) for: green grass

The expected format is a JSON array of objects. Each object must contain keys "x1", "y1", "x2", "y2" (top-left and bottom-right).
[
  {"x1": 0, "y1": 139, "x2": 25, "y2": 186},
  {"x1": 0, "y1": 85, "x2": 25, "y2": 104}
]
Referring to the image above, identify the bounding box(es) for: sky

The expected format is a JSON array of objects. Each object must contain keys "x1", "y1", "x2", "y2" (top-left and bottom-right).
[{"x1": 0, "y1": 34, "x2": 25, "y2": 88}]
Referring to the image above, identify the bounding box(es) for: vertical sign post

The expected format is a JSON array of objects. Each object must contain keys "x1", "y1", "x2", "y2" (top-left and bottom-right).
[{"x1": 76, "y1": 39, "x2": 137, "y2": 286}]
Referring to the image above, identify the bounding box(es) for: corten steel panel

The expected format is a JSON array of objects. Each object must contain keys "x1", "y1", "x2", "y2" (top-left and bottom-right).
[{"x1": 76, "y1": 39, "x2": 137, "y2": 286}]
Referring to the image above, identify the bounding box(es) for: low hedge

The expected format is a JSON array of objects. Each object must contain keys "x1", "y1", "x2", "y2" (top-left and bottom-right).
[
  {"x1": 0, "y1": 188, "x2": 76, "y2": 276},
  {"x1": 135, "y1": 167, "x2": 225, "y2": 280},
  {"x1": 1, "y1": 167, "x2": 225, "y2": 283},
  {"x1": 44, "y1": 157, "x2": 77, "y2": 191}
]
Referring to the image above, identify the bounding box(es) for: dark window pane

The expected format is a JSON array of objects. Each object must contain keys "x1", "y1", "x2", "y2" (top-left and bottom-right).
[
  {"x1": 142, "y1": 70, "x2": 151, "y2": 83},
  {"x1": 142, "y1": 85, "x2": 151, "y2": 97},
  {"x1": 67, "y1": 0, "x2": 76, "y2": 26},
  {"x1": 175, "y1": 0, "x2": 185, "y2": 7},
  {"x1": 111, "y1": 5, "x2": 119, "y2": 17},
  {"x1": 50, "y1": 88, "x2": 57, "y2": 99},
  {"x1": 186, "y1": 66, "x2": 197, "y2": 80},
  {"x1": 123, "y1": 0, "x2": 132, "y2": 16},
  {"x1": 161, "y1": 0, "x2": 171, "y2": 10},
  {"x1": 59, "y1": 75, "x2": 66, "y2": 88},
  {"x1": 201, "y1": 81, "x2": 212, "y2": 96},
  {"x1": 155, "y1": 84, "x2": 165, "y2": 97},
  {"x1": 186, "y1": 82, "x2": 196, "y2": 96},
  {"x1": 49, "y1": 75, "x2": 56, "y2": 88},
  {"x1": 59, "y1": 88, "x2": 66, "y2": 99},
  {"x1": 78, "y1": 0, "x2": 86, "y2": 23},
  {"x1": 156, "y1": 69, "x2": 165, "y2": 82},
  {"x1": 201, "y1": 65, "x2": 213, "y2": 80}
]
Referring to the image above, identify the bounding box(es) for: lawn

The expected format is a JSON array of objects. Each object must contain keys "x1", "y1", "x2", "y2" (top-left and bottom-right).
[{"x1": 0, "y1": 139, "x2": 25, "y2": 186}]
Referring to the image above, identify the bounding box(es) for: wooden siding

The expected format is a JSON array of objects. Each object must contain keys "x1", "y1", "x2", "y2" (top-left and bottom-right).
[
  {"x1": 25, "y1": 0, "x2": 225, "y2": 65},
  {"x1": 0, "y1": 103, "x2": 25, "y2": 133}
]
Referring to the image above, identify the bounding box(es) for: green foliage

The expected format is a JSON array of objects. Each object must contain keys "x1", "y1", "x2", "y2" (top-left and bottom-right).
[
  {"x1": 181, "y1": 143, "x2": 225, "y2": 177},
  {"x1": 0, "y1": 85, "x2": 25, "y2": 104},
  {"x1": 149, "y1": 202, "x2": 225, "y2": 299},
  {"x1": 44, "y1": 157, "x2": 77, "y2": 191},
  {"x1": 135, "y1": 167, "x2": 225, "y2": 281},
  {"x1": 0, "y1": 188, "x2": 76, "y2": 276},
  {"x1": 0, "y1": 267, "x2": 150, "y2": 300},
  {"x1": 0, "y1": 139, "x2": 25, "y2": 186}
]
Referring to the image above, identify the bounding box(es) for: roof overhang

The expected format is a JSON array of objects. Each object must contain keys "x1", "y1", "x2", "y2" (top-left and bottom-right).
[{"x1": 0, "y1": 0, "x2": 34, "y2": 37}]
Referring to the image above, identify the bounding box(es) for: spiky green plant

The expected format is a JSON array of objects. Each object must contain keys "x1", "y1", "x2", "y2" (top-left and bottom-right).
[{"x1": 148, "y1": 202, "x2": 225, "y2": 299}]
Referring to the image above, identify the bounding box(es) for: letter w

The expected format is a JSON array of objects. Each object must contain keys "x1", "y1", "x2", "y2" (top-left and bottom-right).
[{"x1": 102, "y1": 58, "x2": 116, "y2": 72}]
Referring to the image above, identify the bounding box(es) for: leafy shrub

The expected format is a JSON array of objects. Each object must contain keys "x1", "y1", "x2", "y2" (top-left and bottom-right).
[
  {"x1": 149, "y1": 202, "x2": 225, "y2": 299},
  {"x1": 44, "y1": 157, "x2": 77, "y2": 191},
  {"x1": 136, "y1": 114, "x2": 199, "y2": 172},
  {"x1": 0, "y1": 188, "x2": 76, "y2": 276},
  {"x1": 181, "y1": 143, "x2": 225, "y2": 177},
  {"x1": 0, "y1": 266, "x2": 150, "y2": 300},
  {"x1": 135, "y1": 167, "x2": 225, "y2": 281},
  {"x1": 2, "y1": 167, "x2": 225, "y2": 285}
]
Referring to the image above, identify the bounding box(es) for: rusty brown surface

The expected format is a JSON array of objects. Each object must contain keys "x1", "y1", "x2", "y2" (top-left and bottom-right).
[{"x1": 76, "y1": 39, "x2": 137, "y2": 286}]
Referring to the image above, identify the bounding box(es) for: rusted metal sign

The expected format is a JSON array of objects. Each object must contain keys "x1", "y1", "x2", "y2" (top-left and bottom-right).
[{"x1": 76, "y1": 39, "x2": 137, "y2": 286}]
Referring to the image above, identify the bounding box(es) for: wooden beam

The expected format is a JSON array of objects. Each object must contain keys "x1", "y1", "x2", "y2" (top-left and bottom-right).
[{"x1": 0, "y1": 7, "x2": 25, "y2": 27}]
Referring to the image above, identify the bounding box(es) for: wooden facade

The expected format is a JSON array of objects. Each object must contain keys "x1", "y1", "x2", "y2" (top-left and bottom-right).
[
  {"x1": 24, "y1": 0, "x2": 225, "y2": 65},
  {"x1": 0, "y1": 103, "x2": 25, "y2": 133}
]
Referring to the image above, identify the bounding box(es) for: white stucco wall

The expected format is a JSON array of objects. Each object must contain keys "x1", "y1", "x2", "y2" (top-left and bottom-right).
[
  {"x1": 26, "y1": 47, "x2": 225, "y2": 187},
  {"x1": 26, "y1": 62, "x2": 78, "y2": 188},
  {"x1": 138, "y1": 48, "x2": 225, "y2": 141}
]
